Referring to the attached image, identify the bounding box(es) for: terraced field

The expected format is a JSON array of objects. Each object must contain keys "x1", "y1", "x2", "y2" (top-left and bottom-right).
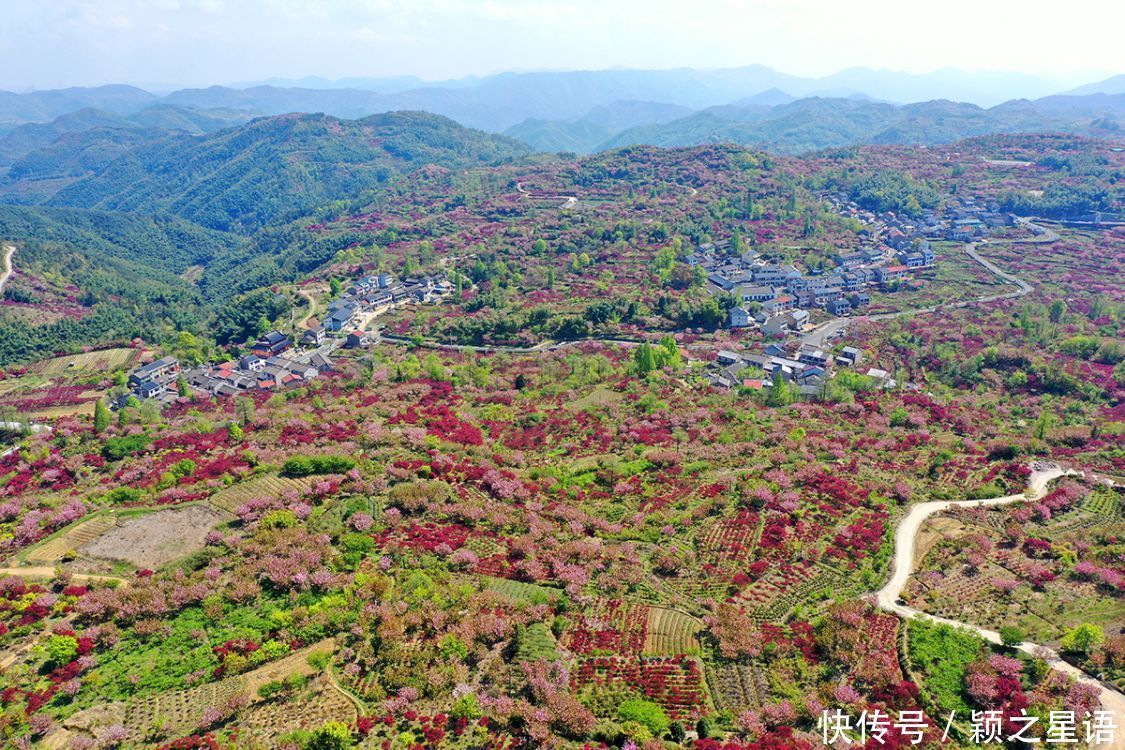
[
  {"x1": 24, "y1": 514, "x2": 120, "y2": 564},
  {"x1": 208, "y1": 473, "x2": 317, "y2": 512},
  {"x1": 643, "y1": 606, "x2": 702, "y2": 655},
  {"x1": 478, "y1": 575, "x2": 565, "y2": 604},
  {"x1": 238, "y1": 675, "x2": 358, "y2": 742},
  {"x1": 51, "y1": 640, "x2": 336, "y2": 748},
  {"x1": 516, "y1": 621, "x2": 560, "y2": 662},
  {"x1": 731, "y1": 562, "x2": 849, "y2": 621},
  {"x1": 30, "y1": 348, "x2": 140, "y2": 377},
  {"x1": 706, "y1": 661, "x2": 769, "y2": 715}
]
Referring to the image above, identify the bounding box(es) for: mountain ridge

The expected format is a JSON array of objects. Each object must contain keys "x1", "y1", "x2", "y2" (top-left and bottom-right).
[
  {"x1": 2, "y1": 65, "x2": 1119, "y2": 135},
  {"x1": 4, "y1": 111, "x2": 530, "y2": 233}
]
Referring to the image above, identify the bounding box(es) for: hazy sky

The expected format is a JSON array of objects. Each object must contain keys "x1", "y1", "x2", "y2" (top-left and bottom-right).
[{"x1": 2, "y1": 0, "x2": 1121, "y2": 90}]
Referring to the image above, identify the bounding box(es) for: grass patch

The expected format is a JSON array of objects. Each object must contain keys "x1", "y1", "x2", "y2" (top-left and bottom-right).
[{"x1": 906, "y1": 617, "x2": 986, "y2": 717}]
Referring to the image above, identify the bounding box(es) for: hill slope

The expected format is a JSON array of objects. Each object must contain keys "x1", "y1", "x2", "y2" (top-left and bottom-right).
[
  {"x1": 0, "y1": 205, "x2": 242, "y2": 364},
  {"x1": 0, "y1": 85, "x2": 158, "y2": 132},
  {"x1": 31, "y1": 111, "x2": 531, "y2": 232},
  {"x1": 599, "y1": 95, "x2": 1125, "y2": 154},
  {"x1": 505, "y1": 100, "x2": 693, "y2": 152}
]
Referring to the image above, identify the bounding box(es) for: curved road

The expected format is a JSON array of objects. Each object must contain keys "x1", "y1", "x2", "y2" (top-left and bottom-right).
[
  {"x1": 380, "y1": 333, "x2": 648, "y2": 354},
  {"x1": 875, "y1": 465, "x2": 1125, "y2": 744},
  {"x1": 516, "y1": 181, "x2": 577, "y2": 210},
  {"x1": 0, "y1": 244, "x2": 15, "y2": 295},
  {"x1": 801, "y1": 219, "x2": 1054, "y2": 349}
]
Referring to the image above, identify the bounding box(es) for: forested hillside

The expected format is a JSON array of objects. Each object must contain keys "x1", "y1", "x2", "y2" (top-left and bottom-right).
[
  {"x1": 0, "y1": 112, "x2": 532, "y2": 362},
  {"x1": 31, "y1": 112, "x2": 531, "y2": 232},
  {"x1": 597, "y1": 95, "x2": 1125, "y2": 154},
  {"x1": 0, "y1": 207, "x2": 240, "y2": 363},
  {"x1": 0, "y1": 105, "x2": 255, "y2": 168}
]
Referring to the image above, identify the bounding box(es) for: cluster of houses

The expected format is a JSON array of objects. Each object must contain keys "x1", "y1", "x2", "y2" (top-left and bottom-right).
[
  {"x1": 322, "y1": 272, "x2": 453, "y2": 336},
  {"x1": 119, "y1": 330, "x2": 333, "y2": 406},
  {"x1": 706, "y1": 341, "x2": 896, "y2": 394},
  {"x1": 116, "y1": 270, "x2": 460, "y2": 407},
  {"x1": 829, "y1": 192, "x2": 1013, "y2": 244},
  {"x1": 697, "y1": 192, "x2": 1017, "y2": 335},
  {"x1": 181, "y1": 331, "x2": 333, "y2": 398},
  {"x1": 125, "y1": 356, "x2": 182, "y2": 404},
  {"x1": 691, "y1": 240, "x2": 931, "y2": 333}
]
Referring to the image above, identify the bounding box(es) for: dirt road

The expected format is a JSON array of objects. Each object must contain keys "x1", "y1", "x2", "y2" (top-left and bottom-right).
[{"x1": 875, "y1": 465, "x2": 1125, "y2": 747}]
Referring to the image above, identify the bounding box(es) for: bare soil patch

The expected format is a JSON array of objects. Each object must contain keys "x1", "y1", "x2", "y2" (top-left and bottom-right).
[{"x1": 80, "y1": 505, "x2": 227, "y2": 569}]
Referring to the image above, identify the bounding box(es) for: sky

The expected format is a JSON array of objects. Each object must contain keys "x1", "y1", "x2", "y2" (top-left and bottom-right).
[{"x1": 2, "y1": 0, "x2": 1121, "y2": 91}]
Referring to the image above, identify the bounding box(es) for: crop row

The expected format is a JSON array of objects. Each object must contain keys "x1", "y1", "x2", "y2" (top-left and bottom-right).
[
  {"x1": 705, "y1": 662, "x2": 768, "y2": 715},
  {"x1": 733, "y1": 563, "x2": 849, "y2": 622},
  {"x1": 572, "y1": 656, "x2": 706, "y2": 719}
]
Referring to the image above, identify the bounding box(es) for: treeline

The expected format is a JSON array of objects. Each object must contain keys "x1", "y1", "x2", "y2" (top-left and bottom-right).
[
  {"x1": 201, "y1": 224, "x2": 371, "y2": 299},
  {"x1": 844, "y1": 171, "x2": 940, "y2": 217},
  {"x1": 0, "y1": 306, "x2": 155, "y2": 365},
  {"x1": 214, "y1": 289, "x2": 293, "y2": 346},
  {"x1": 0, "y1": 205, "x2": 239, "y2": 276},
  {"x1": 1000, "y1": 181, "x2": 1115, "y2": 218},
  {"x1": 432, "y1": 291, "x2": 732, "y2": 346},
  {"x1": 0, "y1": 208, "x2": 237, "y2": 364}
]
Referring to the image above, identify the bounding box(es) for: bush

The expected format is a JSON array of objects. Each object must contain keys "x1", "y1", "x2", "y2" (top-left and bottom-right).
[
  {"x1": 307, "y1": 651, "x2": 331, "y2": 670},
  {"x1": 45, "y1": 634, "x2": 79, "y2": 666},
  {"x1": 669, "y1": 721, "x2": 686, "y2": 742},
  {"x1": 283, "y1": 454, "x2": 356, "y2": 477},
  {"x1": 305, "y1": 721, "x2": 353, "y2": 750},
  {"x1": 1060, "y1": 623, "x2": 1104, "y2": 655},
  {"x1": 259, "y1": 673, "x2": 309, "y2": 701},
  {"x1": 452, "y1": 693, "x2": 481, "y2": 720},
  {"x1": 258, "y1": 680, "x2": 287, "y2": 700},
  {"x1": 998, "y1": 625, "x2": 1025, "y2": 648},
  {"x1": 104, "y1": 487, "x2": 143, "y2": 504},
  {"x1": 260, "y1": 510, "x2": 299, "y2": 530},
  {"x1": 967, "y1": 481, "x2": 1004, "y2": 500},
  {"x1": 907, "y1": 619, "x2": 985, "y2": 715},
  {"x1": 102, "y1": 434, "x2": 152, "y2": 460},
  {"x1": 617, "y1": 698, "x2": 670, "y2": 737}
]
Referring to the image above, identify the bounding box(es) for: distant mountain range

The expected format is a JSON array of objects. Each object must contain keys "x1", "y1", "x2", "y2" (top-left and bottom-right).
[
  {"x1": 1064, "y1": 74, "x2": 1125, "y2": 96},
  {"x1": 0, "y1": 105, "x2": 254, "y2": 167},
  {"x1": 559, "y1": 93, "x2": 1125, "y2": 155},
  {"x1": 3, "y1": 67, "x2": 1122, "y2": 134},
  {"x1": 0, "y1": 67, "x2": 1121, "y2": 171}
]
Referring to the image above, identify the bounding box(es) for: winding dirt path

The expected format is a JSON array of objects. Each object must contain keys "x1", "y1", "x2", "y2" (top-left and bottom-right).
[
  {"x1": 0, "y1": 566, "x2": 128, "y2": 586},
  {"x1": 876, "y1": 465, "x2": 1125, "y2": 745},
  {"x1": 0, "y1": 244, "x2": 14, "y2": 295},
  {"x1": 295, "y1": 286, "x2": 322, "y2": 330},
  {"x1": 0, "y1": 566, "x2": 129, "y2": 672}
]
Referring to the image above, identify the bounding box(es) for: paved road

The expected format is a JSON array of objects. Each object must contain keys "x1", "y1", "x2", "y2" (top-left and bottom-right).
[
  {"x1": 876, "y1": 465, "x2": 1125, "y2": 745},
  {"x1": 516, "y1": 181, "x2": 577, "y2": 209}
]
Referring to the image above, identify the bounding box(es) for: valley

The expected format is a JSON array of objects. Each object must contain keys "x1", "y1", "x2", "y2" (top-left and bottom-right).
[{"x1": 0, "y1": 67, "x2": 1120, "y2": 750}]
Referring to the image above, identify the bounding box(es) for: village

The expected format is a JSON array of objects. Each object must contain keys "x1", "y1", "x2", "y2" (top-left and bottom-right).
[
  {"x1": 119, "y1": 194, "x2": 1021, "y2": 407},
  {"x1": 118, "y1": 272, "x2": 454, "y2": 407},
  {"x1": 698, "y1": 193, "x2": 1017, "y2": 391}
]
